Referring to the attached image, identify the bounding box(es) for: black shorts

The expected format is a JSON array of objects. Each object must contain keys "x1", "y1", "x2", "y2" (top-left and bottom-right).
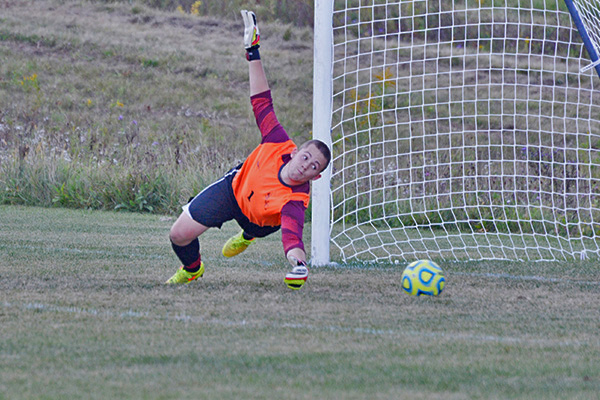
[{"x1": 184, "y1": 165, "x2": 281, "y2": 239}]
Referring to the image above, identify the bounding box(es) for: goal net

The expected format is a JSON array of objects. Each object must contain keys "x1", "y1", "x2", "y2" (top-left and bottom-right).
[
  {"x1": 566, "y1": 0, "x2": 600, "y2": 74},
  {"x1": 312, "y1": 0, "x2": 600, "y2": 264}
]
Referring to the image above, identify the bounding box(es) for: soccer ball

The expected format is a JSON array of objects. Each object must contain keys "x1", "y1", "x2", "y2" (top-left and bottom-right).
[{"x1": 401, "y1": 260, "x2": 445, "y2": 296}]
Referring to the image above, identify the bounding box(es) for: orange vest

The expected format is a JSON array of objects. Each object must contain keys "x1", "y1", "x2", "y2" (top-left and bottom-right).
[{"x1": 232, "y1": 140, "x2": 310, "y2": 227}]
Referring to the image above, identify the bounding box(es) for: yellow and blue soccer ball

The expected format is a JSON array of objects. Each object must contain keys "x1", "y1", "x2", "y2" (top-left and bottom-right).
[{"x1": 401, "y1": 260, "x2": 445, "y2": 296}]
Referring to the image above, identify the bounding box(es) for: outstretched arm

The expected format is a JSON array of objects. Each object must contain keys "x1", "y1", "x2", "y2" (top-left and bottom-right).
[
  {"x1": 241, "y1": 10, "x2": 269, "y2": 96},
  {"x1": 249, "y1": 60, "x2": 269, "y2": 96},
  {"x1": 282, "y1": 202, "x2": 309, "y2": 290}
]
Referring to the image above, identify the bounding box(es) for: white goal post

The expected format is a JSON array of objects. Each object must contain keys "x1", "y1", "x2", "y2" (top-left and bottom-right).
[{"x1": 311, "y1": 0, "x2": 600, "y2": 265}]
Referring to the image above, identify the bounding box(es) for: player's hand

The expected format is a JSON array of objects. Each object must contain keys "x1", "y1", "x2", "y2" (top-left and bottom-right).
[
  {"x1": 284, "y1": 262, "x2": 308, "y2": 290},
  {"x1": 241, "y1": 10, "x2": 260, "y2": 50}
]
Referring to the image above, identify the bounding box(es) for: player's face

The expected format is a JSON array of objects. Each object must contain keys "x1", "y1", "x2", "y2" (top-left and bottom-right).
[{"x1": 286, "y1": 144, "x2": 327, "y2": 184}]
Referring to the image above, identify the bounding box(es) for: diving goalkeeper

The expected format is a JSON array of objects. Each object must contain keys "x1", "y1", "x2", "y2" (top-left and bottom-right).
[{"x1": 165, "y1": 10, "x2": 331, "y2": 290}]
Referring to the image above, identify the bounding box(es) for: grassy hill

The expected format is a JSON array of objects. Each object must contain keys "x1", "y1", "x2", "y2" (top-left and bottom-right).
[{"x1": 0, "y1": 0, "x2": 314, "y2": 213}]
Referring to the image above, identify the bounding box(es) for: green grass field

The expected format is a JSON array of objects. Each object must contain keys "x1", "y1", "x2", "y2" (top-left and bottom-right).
[{"x1": 1, "y1": 205, "x2": 600, "y2": 399}]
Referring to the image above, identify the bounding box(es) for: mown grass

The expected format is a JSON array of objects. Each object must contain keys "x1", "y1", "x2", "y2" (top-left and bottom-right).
[
  {"x1": 0, "y1": 0, "x2": 314, "y2": 214},
  {"x1": 1, "y1": 205, "x2": 600, "y2": 399}
]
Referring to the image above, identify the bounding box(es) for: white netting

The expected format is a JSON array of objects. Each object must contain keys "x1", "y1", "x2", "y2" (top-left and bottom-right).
[
  {"x1": 571, "y1": 0, "x2": 600, "y2": 72},
  {"x1": 329, "y1": 0, "x2": 600, "y2": 262}
]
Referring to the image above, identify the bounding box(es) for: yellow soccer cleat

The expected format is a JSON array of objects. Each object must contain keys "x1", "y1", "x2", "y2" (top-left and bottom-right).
[
  {"x1": 165, "y1": 263, "x2": 204, "y2": 284},
  {"x1": 222, "y1": 231, "x2": 255, "y2": 258}
]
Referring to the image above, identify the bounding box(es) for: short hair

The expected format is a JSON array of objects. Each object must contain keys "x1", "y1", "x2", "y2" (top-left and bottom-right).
[{"x1": 299, "y1": 139, "x2": 331, "y2": 172}]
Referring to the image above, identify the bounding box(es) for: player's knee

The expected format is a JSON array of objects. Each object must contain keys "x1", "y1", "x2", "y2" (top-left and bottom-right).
[{"x1": 169, "y1": 226, "x2": 192, "y2": 246}]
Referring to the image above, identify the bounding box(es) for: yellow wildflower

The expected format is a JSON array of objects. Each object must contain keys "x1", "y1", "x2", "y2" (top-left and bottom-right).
[{"x1": 191, "y1": 1, "x2": 202, "y2": 16}]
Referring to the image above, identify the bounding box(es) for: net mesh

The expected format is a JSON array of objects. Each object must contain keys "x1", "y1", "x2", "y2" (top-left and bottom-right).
[
  {"x1": 572, "y1": 0, "x2": 600, "y2": 66},
  {"x1": 572, "y1": 0, "x2": 600, "y2": 72},
  {"x1": 329, "y1": 0, "x2": 600, "y2": 262}
]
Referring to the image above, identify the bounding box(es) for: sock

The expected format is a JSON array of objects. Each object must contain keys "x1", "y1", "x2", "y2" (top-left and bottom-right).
[
  {"x1": 242, "y1": 232, "x2": 255, "y2": 241},
  {"x1": 170, "y1": 238, "x2": 201, "y2": 272}
]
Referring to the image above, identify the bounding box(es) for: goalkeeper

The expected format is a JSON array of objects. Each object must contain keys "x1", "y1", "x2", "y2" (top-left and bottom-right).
[{"x1": 165, "y1": 10, "x2": 331, "y2": 290}]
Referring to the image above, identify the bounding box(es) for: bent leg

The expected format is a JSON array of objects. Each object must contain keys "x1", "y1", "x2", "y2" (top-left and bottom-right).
[
  {"x1": 168, "y1": 165, "x2": 239, "y2": 276},
  {"x1": 169, "y1": 211, "x2": 209, "y2": 273}
]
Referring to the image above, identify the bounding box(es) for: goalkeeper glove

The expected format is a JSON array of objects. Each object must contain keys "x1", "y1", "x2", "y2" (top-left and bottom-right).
[
  {"x1": 284, "y1": 261, "x2": 309, "y2": 290},
  {"x1": 241, "y1": 9, "x2": 260, "y2": 61}
]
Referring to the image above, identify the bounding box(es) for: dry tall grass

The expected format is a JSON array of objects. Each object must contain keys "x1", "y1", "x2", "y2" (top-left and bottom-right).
[{"x1": 0, "y1": 0, "x2": 314, "y2": 213}]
